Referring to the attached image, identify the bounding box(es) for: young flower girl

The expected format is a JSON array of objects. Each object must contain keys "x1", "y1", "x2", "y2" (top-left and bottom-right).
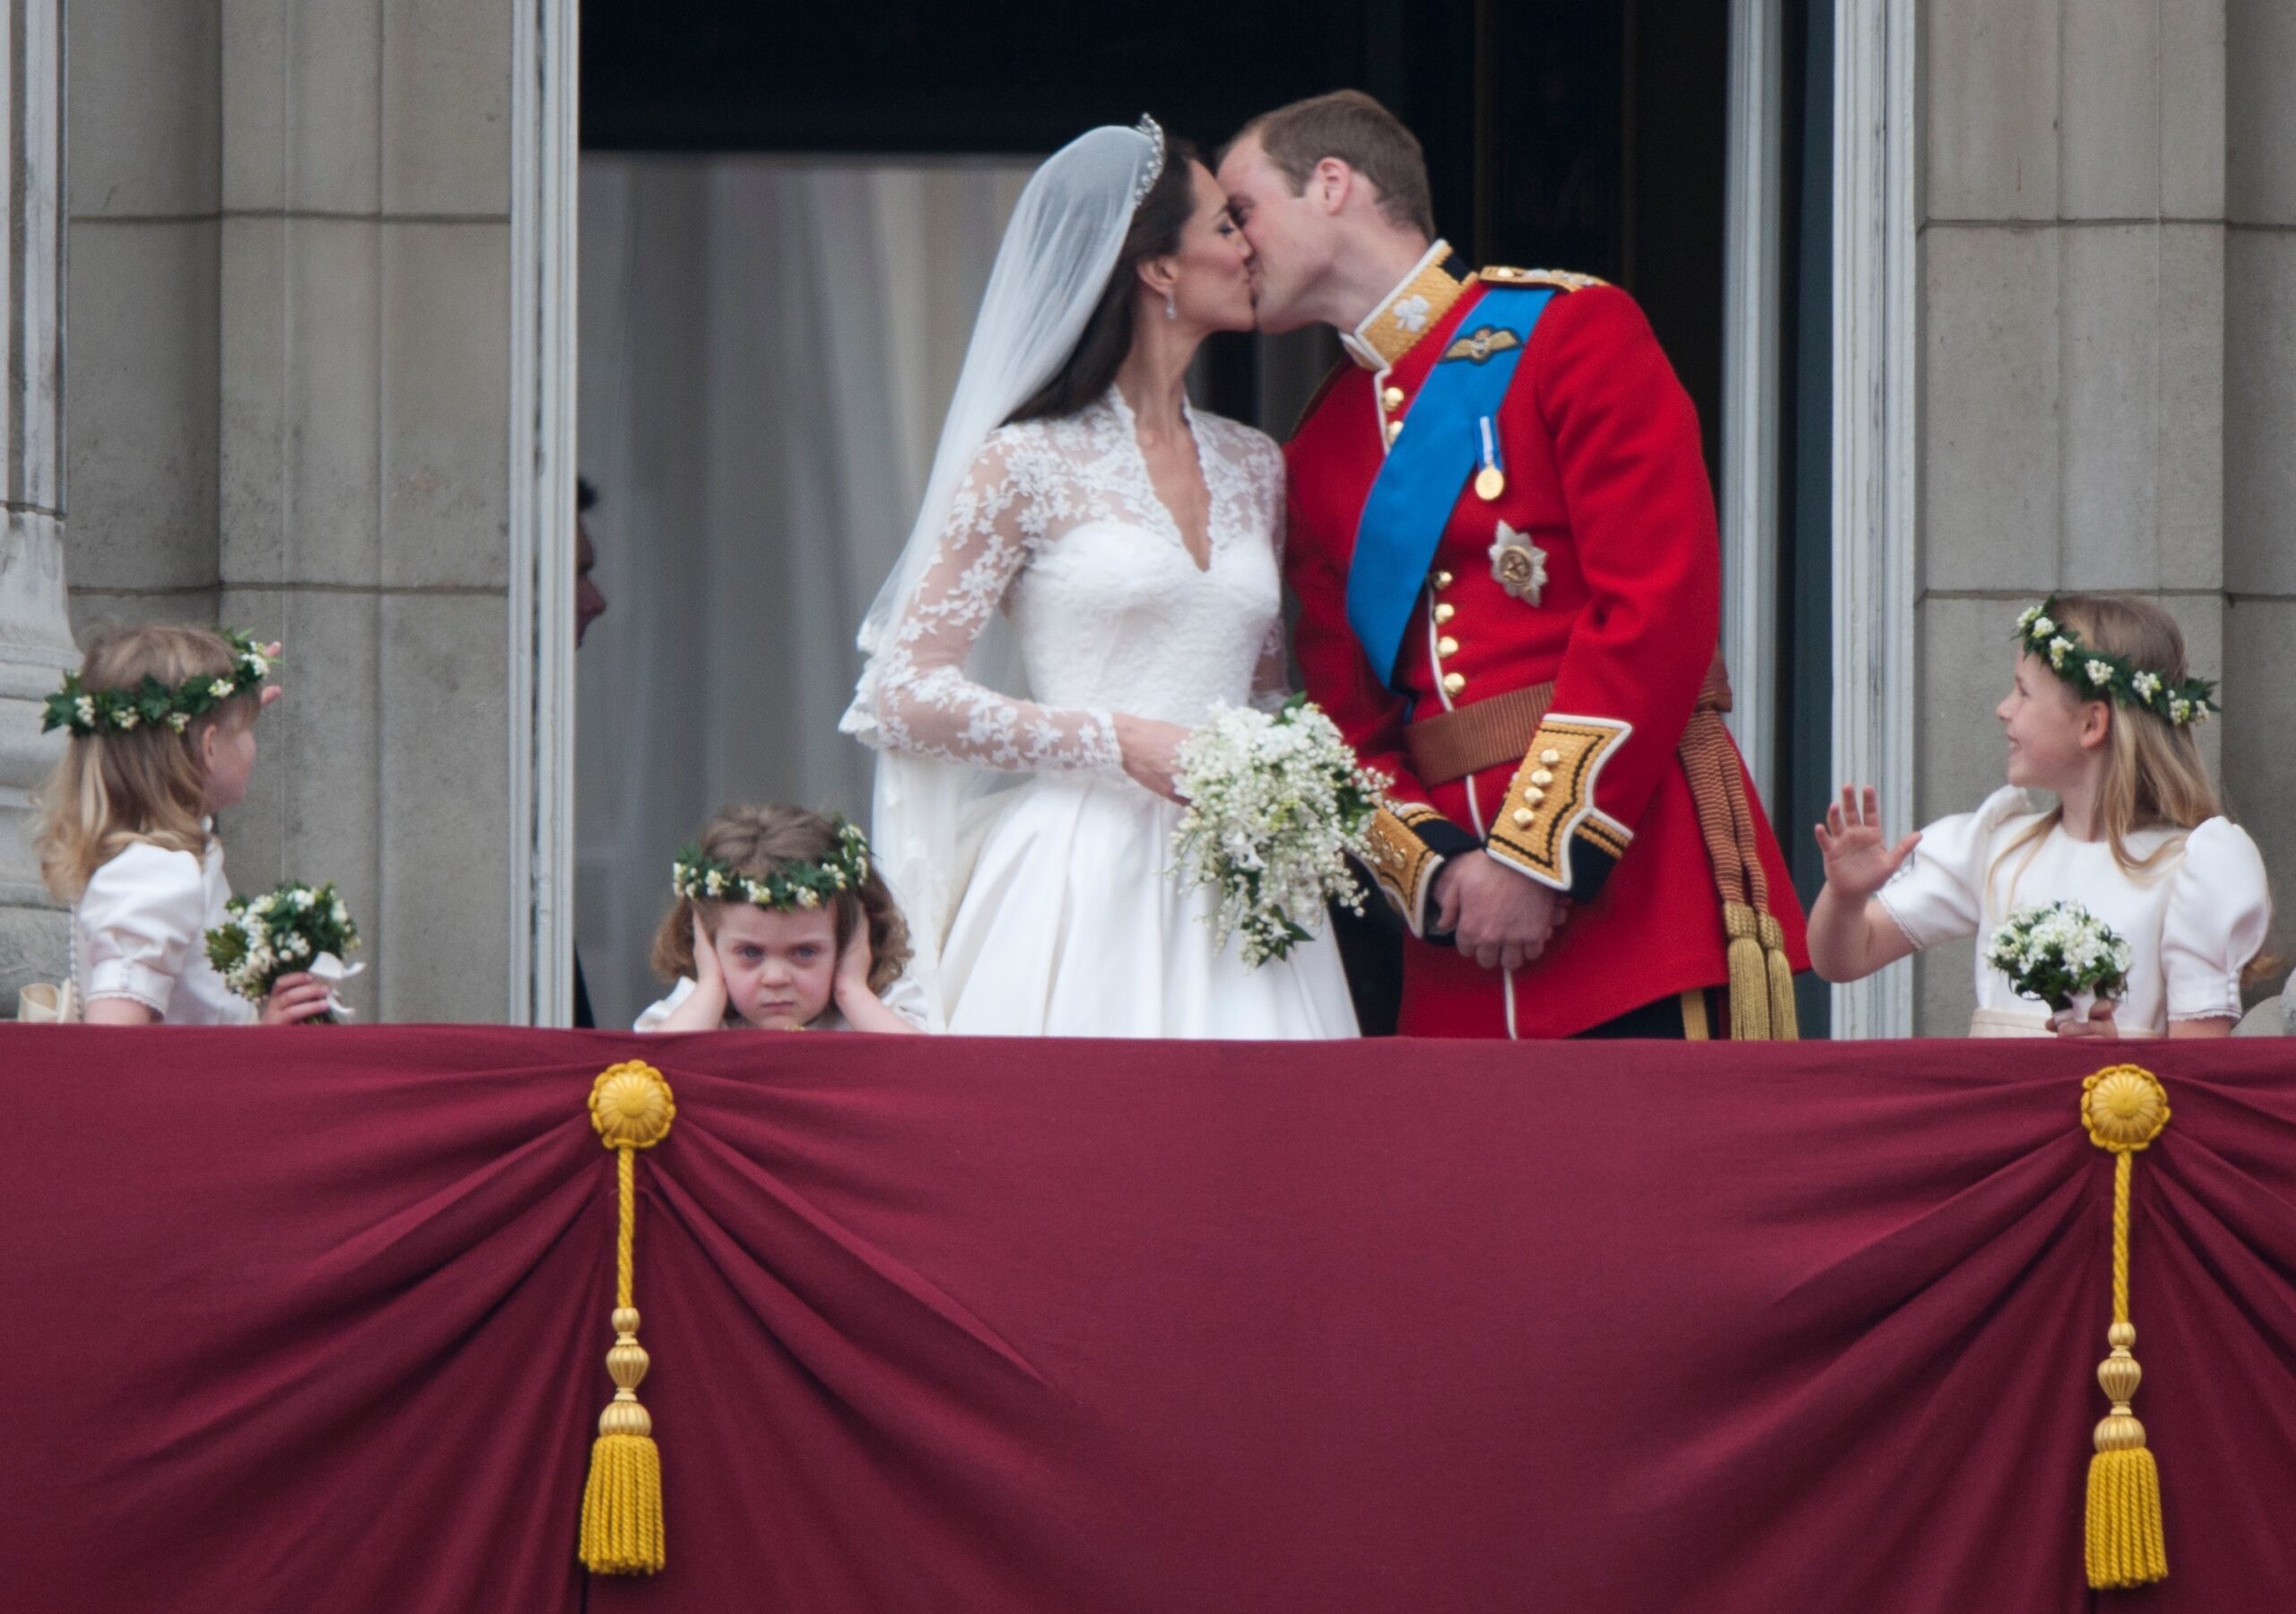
[
  {"x1": 33, "y1": 625, "x2": 335, "y2": 1026},
  {"x1": 637, "y1": 805, "x2": 925, "y2": 1033},
  {"x1": 1809, "y1": 594, "x2": 2270, "y2": 1037}
]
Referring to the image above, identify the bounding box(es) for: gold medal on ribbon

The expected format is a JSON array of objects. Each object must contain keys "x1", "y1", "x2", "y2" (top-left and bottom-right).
[{"x1": 1474, "y1": 465, "x2": 1506, "y2": 501}]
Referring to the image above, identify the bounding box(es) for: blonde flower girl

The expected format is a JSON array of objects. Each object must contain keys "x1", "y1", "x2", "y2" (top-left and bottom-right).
[{"x1": 1809, "y1": 595, "x2": 2270, "y2": 1037}]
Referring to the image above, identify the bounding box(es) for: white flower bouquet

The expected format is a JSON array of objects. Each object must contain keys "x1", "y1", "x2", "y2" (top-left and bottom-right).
[
  {"x1": 1170, "y1": 696, "x2": 1390, "y2": 968},
  {"x1": 1983, "y1": 900, "x2": 2132, "y2": 1022},
  {"x1": 204, "y1": 881, "x2": 362, "y2": 1014}
]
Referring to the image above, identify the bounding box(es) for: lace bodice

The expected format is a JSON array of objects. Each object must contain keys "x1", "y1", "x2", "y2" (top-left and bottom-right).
[{"x1": 860, "y1": 387, "x2": 1292, "y2": 775}]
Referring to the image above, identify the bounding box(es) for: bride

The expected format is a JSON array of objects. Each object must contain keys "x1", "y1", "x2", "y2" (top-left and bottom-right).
[{"x1": 842, "y1": 117, "x2": 1359, "y2": 1038}]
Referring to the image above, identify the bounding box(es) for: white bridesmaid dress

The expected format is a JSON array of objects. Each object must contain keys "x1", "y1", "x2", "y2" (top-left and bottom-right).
[{"x1": 860, "y1": 386, "x2": 1359, "y2": 1039}]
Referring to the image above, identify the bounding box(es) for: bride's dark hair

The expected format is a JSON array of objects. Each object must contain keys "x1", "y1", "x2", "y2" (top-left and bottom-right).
[{"x1": 1004, "y1": 134, "x2": 1203, "y2": 426}]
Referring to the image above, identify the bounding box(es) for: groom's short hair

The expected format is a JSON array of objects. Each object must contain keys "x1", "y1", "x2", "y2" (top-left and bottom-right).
[{"x1": 1233, "y1": 91, "x2": 1435, "y2": 239}]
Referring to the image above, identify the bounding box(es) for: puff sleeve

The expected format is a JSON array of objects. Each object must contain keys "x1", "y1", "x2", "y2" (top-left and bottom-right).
[
  {"x1": 2162, "y1": 819, "x2": 2271, "y2": 1023},
  {"x1": 78, "y1": 843, "x2": 213, "y2": 1017},
  {"x1": 1874, "y1": 786, "x2": 2035, "y2": 950}
]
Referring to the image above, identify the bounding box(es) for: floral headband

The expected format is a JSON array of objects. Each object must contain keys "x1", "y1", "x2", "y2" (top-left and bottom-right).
[
  {"x1": 673, "y1": 819, "x2": 873, "y2": 913},
  {"x1": 43, "y1": 630, "x2": 274, "y2": 738},
  {"x1": 2015, "y1": 599, "x2": 2216, "y2": 727}
]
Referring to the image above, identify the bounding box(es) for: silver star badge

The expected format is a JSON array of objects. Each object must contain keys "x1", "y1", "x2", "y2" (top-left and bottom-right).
[{"x1": 1489, "y1": 522, "x2": 1547, "y2": 605}]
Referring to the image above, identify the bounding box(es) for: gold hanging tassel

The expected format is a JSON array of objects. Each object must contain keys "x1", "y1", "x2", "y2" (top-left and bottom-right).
[
  {"x1": 1722, "y1": 901, "x2": 1771, "y2": 1041},
  {"x1": 579, "y1": 1061, "x2": 677, "y2": 1575},
  {"x1": 1758, "y1": 913, "x2": 1799, "y2": 1040},
  {"x1": 2080, "y1": 1065, "x2": 2171, "y2": 1590}
]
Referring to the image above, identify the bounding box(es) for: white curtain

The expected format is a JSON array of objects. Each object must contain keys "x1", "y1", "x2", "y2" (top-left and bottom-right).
[{"x1": 575, "y1": 154, "x2": 1034, "y2": 1029}]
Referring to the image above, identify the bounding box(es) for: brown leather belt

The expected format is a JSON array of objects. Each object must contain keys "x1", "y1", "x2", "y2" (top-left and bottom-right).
[{"x1": 1404, "y1": 653, "x2": 1731, "y2": 786}]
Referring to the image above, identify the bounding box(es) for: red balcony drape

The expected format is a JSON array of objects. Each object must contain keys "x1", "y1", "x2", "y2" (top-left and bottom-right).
[{"x1": 7, "y1": 1027, "x2": 2294, "y2": 1612}]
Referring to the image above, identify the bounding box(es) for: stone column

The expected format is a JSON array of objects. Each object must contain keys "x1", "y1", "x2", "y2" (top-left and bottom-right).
[{"x1": 0, "y1": 1, "x2": 82, "y2": 1002}]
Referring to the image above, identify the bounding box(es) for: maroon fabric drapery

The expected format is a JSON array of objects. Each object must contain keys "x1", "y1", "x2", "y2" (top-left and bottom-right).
[{"x1": 7, "y1": 1027, "x2": 2295, "y2": 1612}]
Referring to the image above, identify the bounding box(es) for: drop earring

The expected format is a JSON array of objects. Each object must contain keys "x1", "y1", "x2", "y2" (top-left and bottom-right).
[{"x1": 1165, "y1": 292, "x2": 1178, "y2": 321}]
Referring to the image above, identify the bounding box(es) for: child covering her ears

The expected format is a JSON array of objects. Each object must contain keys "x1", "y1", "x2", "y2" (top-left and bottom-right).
[
  {"x1": 32, "y1": 625, "x2": 335, "y2": 1026},
  {"x1": 636, "y1": 804, "x2": 926, "y2": 1033},
  {"x1": 1810, "y1": 594, "x2": 2270, "y2": 1037}
]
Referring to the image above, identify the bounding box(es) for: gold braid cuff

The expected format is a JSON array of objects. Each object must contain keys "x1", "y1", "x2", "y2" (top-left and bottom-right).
[
  {"x1": 579, "y1": 1062, "x2": 676, "y2": 1575},
  {"x1": 1483, "y1": 716, "x2": 1631, "y2": 897},
  {"x1": 1363, "y1": 803, "x2": 1473, "y2": 936},
  {"x1": 2081, "y1": 1064, "x2": 2171, "y2": 1591}
]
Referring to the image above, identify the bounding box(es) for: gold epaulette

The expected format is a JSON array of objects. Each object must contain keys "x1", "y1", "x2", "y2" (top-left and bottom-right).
[{"x1": 1479, "y1": 266, "x2": 1607, "y2": 293}]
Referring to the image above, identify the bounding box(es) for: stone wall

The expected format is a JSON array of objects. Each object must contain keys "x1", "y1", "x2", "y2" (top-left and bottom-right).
[
  {"x1": 62, "y1": 1, "x2": 516, "y2": 1020},
  {"x1": 1917, "y1": 0, "x2": 2287, "y2": 1030}
]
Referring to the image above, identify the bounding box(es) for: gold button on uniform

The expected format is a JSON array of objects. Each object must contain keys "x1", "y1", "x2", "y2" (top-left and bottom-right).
[
  {"x1": 1381, "y1": 386, "x2": 1405, "y2": 411},
  {"x1": 1530, "y1": 768, "x2": 1553, "y2": 786},
  {"x1": 1433, "y1": 603, "x2": 1456, "y2": 625},
  {"x1": 1433, "y1": 570, "x2": 1455, "y2": 590},
  {"x1": 1384, "y1": 420, "x2": 1404, "y2": 446},
  {"x1": 1437, "y1": 636, "x2": 1459, "y2": 658},
  {"x1": 1511, "y1": 808, "x2": 1534, "y2": 827},
  {"x1": 1540, "y1": 748, "x2": 1561, "y2": 765},
  {"x1": 1526, "y1": 786, "x2": 1546, "y2": 805},
  {"x1": 1441, "y1": 672, "x2": 1465, "y2": 696}
]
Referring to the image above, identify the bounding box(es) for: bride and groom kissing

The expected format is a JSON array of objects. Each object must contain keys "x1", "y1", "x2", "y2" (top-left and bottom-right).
[{"x1": 840, "y1": 90, "x2": 1808, "y2": 1043}]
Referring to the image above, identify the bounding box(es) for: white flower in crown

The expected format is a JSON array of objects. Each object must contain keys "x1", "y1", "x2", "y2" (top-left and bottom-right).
[
  {"x1": 796, "y1": 887, "x2": 821, "y2": 909},
  {"x1": 1391, "y1": 294, "x2": 1431, "y2": 334},
  {"x1": 168, "y1": 711, "x2": 189, "y2": 733},
  {"x1": 2031, "y1": 614, "x2": 2055, "y2": 638},
  {"x1": 74, "y1": 694, "x2": 95, "y2": 726},
  {"x1": 2015, "y1": 604, "x2": 2043, "y2": 633},
  {"x1": 2170, "y1": 698, "x2": 2192, "y2": 723},
  {"x1": 2047, "y1": 635, "x2": 2072, "y2": 669},
  {"x1": 704, "y1": 869, "x2": 725, "y2": 896},
  {"x1": 2084, "y1": 658, "x2": 2114, "y2": 688},
  {"x1": 209, "y1": 678, "x2": 235, "y2": 699},
  {"x1": 117, "y1": 708, "x2": 140, "y2": 731},
  {"x1": 2131, "y1": 670, "x2": 2162, "y2": 701}
]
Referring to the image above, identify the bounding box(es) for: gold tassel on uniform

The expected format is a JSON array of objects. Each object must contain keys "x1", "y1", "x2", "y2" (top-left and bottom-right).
[
  {"x1": 579, "y1": 1061, "x2": 677, "y2": 1575},
  {"x1": 2079, "y1": 1064, "x2": 2171, "y2": 1590},
  {"x1": 1722, "y1": 900, "x2": 1770, "y2": 1041}
]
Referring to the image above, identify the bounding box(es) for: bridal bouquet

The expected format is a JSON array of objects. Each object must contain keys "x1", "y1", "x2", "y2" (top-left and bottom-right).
[
  {"x1": 1984, "y1": 900, "x2": 2131, "y2": 1021},
  {"x1": 1170, "y1": 696, "x2": 1389, "y2": 968},
  {"x1": 205, "y1": 881, "x2": 363, "y2": 1012}
]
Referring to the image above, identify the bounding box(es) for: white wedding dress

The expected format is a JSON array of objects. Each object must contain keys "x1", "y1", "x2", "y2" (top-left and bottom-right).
[{"x1": 861, "y1": 386, "x2": 1359, "y2": 1038}]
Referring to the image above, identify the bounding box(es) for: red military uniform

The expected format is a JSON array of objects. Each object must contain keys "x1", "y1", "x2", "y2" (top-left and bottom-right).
[{"x1": 1285, "y1": 244, "x2": 1809, "y2": 1037}]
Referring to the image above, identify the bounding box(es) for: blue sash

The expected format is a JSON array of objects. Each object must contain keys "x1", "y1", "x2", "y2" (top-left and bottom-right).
[{"x1": 1345, "y1": 286, "x2": 1553, "y2": 689}]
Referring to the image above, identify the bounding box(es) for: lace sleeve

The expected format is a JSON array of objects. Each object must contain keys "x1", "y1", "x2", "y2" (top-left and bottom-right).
[
  {"x1": 867, "y1": 437, "x2": 1124, "y2": 774},
  {"x1": 1247, "y1": 432, "x2": 1293, "y2": 714}
]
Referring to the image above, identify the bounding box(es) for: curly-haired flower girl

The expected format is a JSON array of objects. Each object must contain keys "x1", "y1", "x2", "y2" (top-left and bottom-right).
[{"x1": 637, "y1": 804, "x2": 925, "y2": 1033}]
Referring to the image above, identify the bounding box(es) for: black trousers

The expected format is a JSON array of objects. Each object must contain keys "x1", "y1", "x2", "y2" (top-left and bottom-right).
[{"x1": 1574, "y1": 988, "x2": 1713, "y2": 1040}]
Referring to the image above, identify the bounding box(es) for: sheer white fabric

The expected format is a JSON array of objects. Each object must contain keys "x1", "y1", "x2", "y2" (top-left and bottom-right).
[
  {"x1": 867, "y1": 388, "x2": 1292, "y2": 777},
  {"x1": 74, "y1": 838, "x2": 257, "y2": 1026},
  {"x1": 1876, "y1": 785, "x2": 2271, "y2": 1035},
  {"x1": 840, "y1": 123, "x2": 1162, "y2": 1025}
]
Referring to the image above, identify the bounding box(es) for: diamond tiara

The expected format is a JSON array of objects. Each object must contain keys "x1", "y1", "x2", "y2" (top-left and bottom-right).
[{"x1": 1131, "y1": 114, "x2": 1167, "y2": 205}]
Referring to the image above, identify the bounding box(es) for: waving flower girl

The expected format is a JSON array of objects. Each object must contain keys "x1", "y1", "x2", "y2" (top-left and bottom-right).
[
  {"x1": 1809, "y1": 595, "x2": 2271, "y2": 1037},
  {"x1": 32, "y1": 625, "x2": 335, "y2": 1026},
  {"x1": 637, "y1": 805, "x2": 926, "y2": 1034}
]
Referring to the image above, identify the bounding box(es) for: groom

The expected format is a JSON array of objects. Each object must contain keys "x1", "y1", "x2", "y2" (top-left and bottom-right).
[{"x1": 1220, "y1": 91, "x2": 1808, "y2": 1039}]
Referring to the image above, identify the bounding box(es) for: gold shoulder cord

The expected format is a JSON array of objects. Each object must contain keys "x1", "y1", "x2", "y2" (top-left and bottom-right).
[{"x1": 2080, "y1": 1064, "x2": 2171, "y2": 1591}]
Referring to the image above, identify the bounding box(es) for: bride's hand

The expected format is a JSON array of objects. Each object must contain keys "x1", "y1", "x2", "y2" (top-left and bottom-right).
[{"x1": 1113, "y1": 714, "x2": 1190, "y2": 803}]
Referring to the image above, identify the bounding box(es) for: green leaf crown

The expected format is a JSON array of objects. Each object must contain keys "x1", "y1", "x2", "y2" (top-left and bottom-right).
[
  {"x1": 672, "y1": 818, "x2": 873, "y2": 913},
  {"x1": 43, "y1": 629, "x2": 274, "y2": 738},
  {"x1": 2014, "y1": 598, "x2": 2216, "y2": 727}
]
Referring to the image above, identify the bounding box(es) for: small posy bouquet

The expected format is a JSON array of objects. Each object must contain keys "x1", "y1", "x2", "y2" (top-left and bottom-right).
[
  {"x1": 1170, "y1": 696, "x2": 1390, "y2": 968},
  {"x1": 205, "y1": 881, "x2": 364, "y2": 1015},
  {"x1": 1984, "y1": 900, "x2": 2132, "y2": 1022}
]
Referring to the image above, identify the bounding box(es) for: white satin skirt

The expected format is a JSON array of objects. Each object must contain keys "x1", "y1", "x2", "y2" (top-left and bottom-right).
[{"x1": 937, "y1": 776, "x2": 1361, "y2": 1039}]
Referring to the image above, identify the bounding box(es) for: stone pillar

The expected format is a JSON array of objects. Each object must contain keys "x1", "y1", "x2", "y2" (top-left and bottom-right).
[{"x1": 0, "y1": 1, "x2": 83, "y2": 1002}]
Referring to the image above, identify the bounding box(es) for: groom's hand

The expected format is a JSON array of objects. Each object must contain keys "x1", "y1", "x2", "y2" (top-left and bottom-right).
[{"x1": 1434, "y1": 853, "x2": 1566, "y2": 973}]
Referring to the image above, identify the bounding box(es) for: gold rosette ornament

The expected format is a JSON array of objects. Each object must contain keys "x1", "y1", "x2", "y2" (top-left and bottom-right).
[
  {"x1": 579, "y1": 1061, "x2": 676, "y2": 1575},
  {"x1": 2079, "y1": 1063, "x2": 2170, "y2": 1590}
]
